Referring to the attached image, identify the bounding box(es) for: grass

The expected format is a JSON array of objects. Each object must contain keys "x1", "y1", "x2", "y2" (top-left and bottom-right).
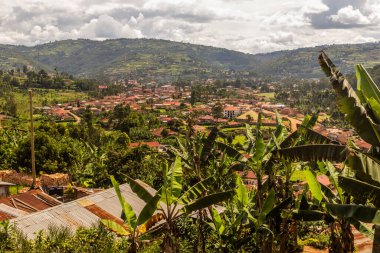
[
  {"x1": 232, "y1": 135, "x2": 246, "y2": 145},
  {"x1": 1, "y1": 89, "x2": 88, "y2": 119},
  {"x1": 256, "y1": 92, "x2": 275, "y2": 99},
  {"x1": 9, "y1": 185, "x2": 23, "y2": 195}
]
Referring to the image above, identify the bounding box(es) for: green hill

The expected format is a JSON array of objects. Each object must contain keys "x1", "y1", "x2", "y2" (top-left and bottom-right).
[{"x1": 0, "y1": 39, "x2": 380, "y2": 81}]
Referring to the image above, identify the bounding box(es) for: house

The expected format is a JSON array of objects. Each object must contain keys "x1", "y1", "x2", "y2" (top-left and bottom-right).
[
  {"x1": 224, "y1": 106, "x2": 241, "y2": 119},
  {"x1": 0, "y1": 189, "x2": 62, "y2": 221},
  {"x1": 0, "y1": 181, "x2": 14, "y2": 198},
  {"x1": 129, "y1": 141, "x2": 161, "y2": 149},
  {"x1": 236, "y1": 110, "x2": 259, "y2": 122},
  {"x1": 197, "y1": 115, "x2": 216, "y2": 124},
  {"x1": 10, "y1": 181, "x2": 157, "y2": 239}
]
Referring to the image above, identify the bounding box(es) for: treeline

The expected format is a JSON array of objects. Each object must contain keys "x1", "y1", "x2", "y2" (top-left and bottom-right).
[
  {"x1": 0, "y1": 66, "x2": 111, "y2": 92},
  {"x1": 0, "y1": 120, "x2": 163, "y2": 188}
]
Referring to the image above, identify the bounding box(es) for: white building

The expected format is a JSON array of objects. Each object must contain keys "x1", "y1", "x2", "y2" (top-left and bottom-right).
[{"x1": 224, "y1": 106, "x2": 241, "y2": 119}]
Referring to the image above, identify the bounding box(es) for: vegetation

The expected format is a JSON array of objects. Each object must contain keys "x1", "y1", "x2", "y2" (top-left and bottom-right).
[
  {"x1": 1, "y1": 52, "x2": 380, "y2": 253},
  {"x1": 2, "y1": 39, "x2": 380, "y2": 82}
]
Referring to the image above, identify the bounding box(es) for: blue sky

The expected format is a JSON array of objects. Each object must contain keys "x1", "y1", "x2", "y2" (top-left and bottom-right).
[{"x1": 1, "y1": 0, "x2": 379, "y2": 53}]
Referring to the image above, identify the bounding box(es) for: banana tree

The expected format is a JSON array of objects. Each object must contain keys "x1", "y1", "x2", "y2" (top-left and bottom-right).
[
  {"x1": 101, "y1": 176, "x2": 161, "y2": 253},
  {"x1": 273, "y1": 52, "x2": 380, "y2": 252},
  {"x1": 157, "y1": 156, "x2": 235, "y2": 253},
  {"x1": 208, "y1": 175, "x2": 292, "y2": 253}
]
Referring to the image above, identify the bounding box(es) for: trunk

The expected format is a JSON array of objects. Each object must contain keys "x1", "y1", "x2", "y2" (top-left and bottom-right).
[
  {"x1": 329, "y1": 220, "x2": 354, "y2": 253},
  {"x1": 197, "y1": 209, "x2": 207, "y2": 253},
  {"x1": 128, "y1": 236, "x2": 138, "y2": 253},
  {"x1": 373, "y1": 225, "x2": 380, "y2": 253},
  {"x1": 162, "y1": 222, "x2": 179, "y2": 253}
]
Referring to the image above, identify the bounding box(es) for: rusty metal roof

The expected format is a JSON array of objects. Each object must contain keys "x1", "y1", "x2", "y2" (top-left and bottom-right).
[
  {"x1": 0, "y1": 189, "x2": 61, "y2": 213},
  {"x1": 11, "y1": 181, "x2": 157, "y2": 239},
  {"x1": 0, "y1": 210, "x2": 14, "y2": 220}
]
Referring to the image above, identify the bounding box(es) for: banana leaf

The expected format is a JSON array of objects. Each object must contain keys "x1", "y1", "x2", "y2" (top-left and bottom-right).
[
  {"x1": 136, "y1": 194, "x2": 161, "y2": 226},
  {"x1": 319, "y1": 52, "x2": 380, "y2": 147},
  {"x1": 111, "y1": 176, "x2": 137, "y2": 229},
  {"x1": 183, "y1": 190, "x2": 235, "y2": 214},
  {"x1": 180, "y1": 176, "x2": 215, "y2": 204},
  {"x1": 101, "y1": 219, "x2": 130, "y2": 236},
  {"x1": 273, "y1": 144, "x2": 347, "y2": 162},
  {"x1": 235, "y1": 176, "x2": 249, "y2": 207},
  {"x1": 326, "y1": 204, "x2": 380, "y2": 224},
  {"x1": 211, "y1": 207, "x2": 225, "y2": 235},
  {"x1": 356, "y1": 64, "x2": 380, "y2": 105},
  {"x1": 338, "y1": 176, "x2": 380, "y2": 208},
  {"x1": 267, "y1": 197, "x2": 293, "y2": 219},
  {"x1": 216, "y1": 141, "x2": 245, "y2": 161},
  {"x1": 125, "y1": 175, "x2": 154, "y2": 203},
  {"x1": 304, "y1": 169, "x2": 323, "y2": 203},
  {"x1": 201, "y1": 126, "x2": 218, "y2": 163},
  {"x1": 259, "y1": 189, "x2": 275, "y2": 224},
  {"x1": 168, "y1": 156, "x2": 183, "y2": 200},
  {"x1": 292, "y1": 210, "x2": 326, "y2": 221},
  {"x1": 348, "y1": 218, "x2": 374, "y2": 240},
  {"x1": 345, "y1": 151, "x2": 380, "y2": 187}
]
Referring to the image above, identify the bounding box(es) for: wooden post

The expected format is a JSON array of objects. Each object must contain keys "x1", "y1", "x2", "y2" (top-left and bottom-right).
[{"x1": 29, "y1": 89, "x2": 36, "y2": 189}]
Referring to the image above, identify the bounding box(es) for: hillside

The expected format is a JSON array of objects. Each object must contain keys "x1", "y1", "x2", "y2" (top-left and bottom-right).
[{"x1": 0, "y1": 39, "x2": 380, "y2": 81}]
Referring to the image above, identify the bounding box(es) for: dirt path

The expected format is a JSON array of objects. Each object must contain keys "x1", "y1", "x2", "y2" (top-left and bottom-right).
[{"x1": 68, "y1": 112, "x2": 81, "y2": 124}]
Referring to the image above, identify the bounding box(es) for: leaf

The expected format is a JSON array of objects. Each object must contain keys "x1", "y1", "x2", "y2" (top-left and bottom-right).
[
  {"x1": 136, "y1": 194, "x2": 161, "y2": 226},
  {"x1": 356, "y1": 64, "x2": 380, "y2": 105},
  {"x1": 254, "y1": 114, "x2": 265, "y2": 162},
  {"x1": 324, "y1": 161, "x2": 343, "y2": 200},
  {"x1": 111, "y1": 176, "x2": 137, "y2": 229},
  {"x1": 346, "y1": 151, "x2": 380, "y2": 187},
  {"x1": 183, "y1": 191, "x2": 235, "y2": 214},
  {"x1": 138, "y1": 213, "x2": 164, "y2": 234},
  {"x1": 235, "y1": 176, "x2": 249, "y2": 206},
  {"x1": 326, "y1": 204, "x2": 380, "y2": 224},
  {"x1": 274, "y1": 144, "x2": 347, "y2": 162},
  {"x1": 368, "y1": 98, "x2": 380, "y2": 123},
  {"x1": 167, "y1": 156, "x2": 183, "y2": 200},
  {"x1": 304, "y1": 169, "x2": 323, "y2": 203},
  {"x1": 348, "y1": 218, "x2": 374, "y2": 240},
  {"x1": 298, "y1": 126, "x2": 334, "y2": 145},
  {"x1": 125, "y1": 175, "x2": 154, "y2": 203},
  {"x1": 267, "y1": 197, "x2": 293, "y2": 219},
  {"x1": 216, "y1": 141, "x2": 245, "y2": 160},
  {"x1": 101, "y1": 219, "x2": 130, "y2": 236},
  {"x1": 180, "y1": 176, "x2": 215, "y2": 205},
  {"x1": 211, "y1": 207, "x2": 225, "y2": 235},
  {"x1": 338, "y1": 176, "x2": 380, "y2": 208},
  {"x1": 200, "y1": 126, "x2": 218, "y2": 163},
  {"x1": 259, "y1": 189, "x2": 275, "y2": 223},
  {"x1": 292, "y1": 210, "x2": 325, "y2": 221},
  {"x1": 318, "y1": 52, "x2": 380, "y2": 146}
]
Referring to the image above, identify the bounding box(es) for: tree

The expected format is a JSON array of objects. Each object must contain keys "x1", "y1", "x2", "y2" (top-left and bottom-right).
[
  {"x1": 212, "y1": 102, "x2": 224, "y2": 118},
  {"x1": 273, "y1": 52, "x2": 380, "y2": 252}
]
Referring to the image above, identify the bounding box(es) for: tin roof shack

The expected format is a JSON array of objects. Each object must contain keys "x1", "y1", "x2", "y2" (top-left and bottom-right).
[
  {"x1": 0, "y1": 181, "x2": 15, "y2": 198},
  {"x1": 11, "y1": 180, "x2": 157, "y2": 239}
]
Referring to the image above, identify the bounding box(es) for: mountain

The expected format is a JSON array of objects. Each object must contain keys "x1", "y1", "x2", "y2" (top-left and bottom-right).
[{"x1": 0, "y1": 39, "x2": 380, "y2": 81}]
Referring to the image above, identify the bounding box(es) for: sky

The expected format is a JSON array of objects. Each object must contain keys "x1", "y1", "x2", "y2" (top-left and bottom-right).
[{"x1": 0, "y1": 0, "x2": 380, "y2": 54}]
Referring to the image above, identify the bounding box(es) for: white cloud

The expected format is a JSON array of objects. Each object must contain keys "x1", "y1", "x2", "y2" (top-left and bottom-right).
[
  {"x1": 78, "y1": 15, "x2": 142, "y2": 39},
  {"x1": 0, "y1": 0, "x2": 379, "y2": 53},
  {"x1": 330, "y1": 5, "x2": 371, "y2": 25}
]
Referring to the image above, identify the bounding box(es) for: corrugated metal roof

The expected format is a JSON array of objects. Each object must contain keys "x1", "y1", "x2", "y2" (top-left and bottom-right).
[
  {"x1": 0, "y1": 189, "x2": 61, "y2": 213},
  {"x1": 0, "y1": 210, "x2": 14, "y2": 220},
  {"x1": 11, "y1": 181, "x2": 157, "y2": 239},
  {"x1": 0, "y1": 181, "x2": 15, "y2": 186},
  {"x1": 0, "y1": 204, "x2": 28, "y2": 219}
]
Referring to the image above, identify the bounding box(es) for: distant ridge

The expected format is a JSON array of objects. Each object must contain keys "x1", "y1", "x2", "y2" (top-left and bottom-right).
[{"x1": 0, "y1": 38, "x2": 379, "y2": 81}]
